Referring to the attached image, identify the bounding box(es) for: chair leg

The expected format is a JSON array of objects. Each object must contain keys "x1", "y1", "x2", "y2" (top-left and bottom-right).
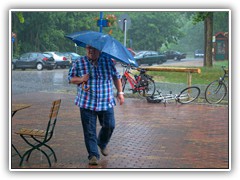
[
  {"x1": 20, "y1": 149, "x2": 32, "y2": 166},
  {"x1": 35, "y1": 148, "x2": 52, "y2": 167},
  {"x1": 26, "y1": 150, "x2": 32, "y2": 161},
  {"x1": 12, "y1": 144, "x2": 22, "y2": 158},
  {"x1": 32, "y1": 136, "x2": 57, "y2": 163},
  {"x1": 20, "y1": 147, "x2": 52, "y2": 167},
  {"x1": 19, "y1": 135, "x2": 53, "y2": 167},
  {"x1": 42, "y1": 143, "x2": 57, "y2": 162}
]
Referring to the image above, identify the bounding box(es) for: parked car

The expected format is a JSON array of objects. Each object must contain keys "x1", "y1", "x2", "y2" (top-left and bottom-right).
[
  {"x1": 12, "y1": 52, "x2": 56, "y2": 71},
  {"x1": 194, "y1": 49, "x2": 204, "y2": 58},
  {"x1": 164, "y1": 50, "x2": 186, "y2": 61},
  {"x1": 62, "y1": 52, "x2": 81, "y2": 65},
  {"x1": 63, "y1": 52, "x2": 81, "y2": 60},
  {"x1": 134, "y1": 51, "x2": 167, "y2": 66},
  {"x1": 44, "y1": 51, "x2": 70, "y2": 69},
  {"x1": 127, "y1": 48, "x2": 137, "y2": 56}
]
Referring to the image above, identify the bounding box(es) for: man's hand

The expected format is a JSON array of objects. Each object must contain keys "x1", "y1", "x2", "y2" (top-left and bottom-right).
[
  {"x1": 117, "y1": 94, "x2": 124, "y2": 105},
  {"x1": 70, "y1": 74, "x2": 89, "y2": 85},
  {"x1": 81, "y1": 74, "x2": 89, "y2": 83}
]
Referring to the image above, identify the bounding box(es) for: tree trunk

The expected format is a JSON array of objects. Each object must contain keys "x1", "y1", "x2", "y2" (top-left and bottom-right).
[
  {"x1": 204, "y1": 19, "x2": 207, "y2": 66},
  {"x1": 205, "y1": 13, "x2": 213, "y2": 67}
]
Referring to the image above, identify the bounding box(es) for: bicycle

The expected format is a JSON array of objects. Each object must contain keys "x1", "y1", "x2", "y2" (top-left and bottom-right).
[
  {"x1": 121, "y1": 64, "x2": 156, "y2": 97},
  {"x1": 205, "y1": 66, "x2": 228, "y2": 104},
  {"x1": 146, "y1": 86, "x2": 200, "y2": 106}
]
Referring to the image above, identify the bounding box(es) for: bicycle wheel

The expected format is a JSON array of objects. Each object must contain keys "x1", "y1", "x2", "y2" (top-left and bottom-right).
[
  {"x1": 177, "y1": 86, "x2": 200, "y2": 104},
  {"x1": 205, "y1": 80, "x2": 227, "y2": 104},
  {"x1": 138, "y1": 76, "x2": 156, "y2": 97},
  {"x1": 121, "y1": 75, "x2": 127, "y2": 92}
]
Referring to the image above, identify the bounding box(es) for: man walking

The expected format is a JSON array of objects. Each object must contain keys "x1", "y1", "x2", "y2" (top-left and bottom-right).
[{"x1": 68, "y1": 45, "x2": 124, "y2": 165}]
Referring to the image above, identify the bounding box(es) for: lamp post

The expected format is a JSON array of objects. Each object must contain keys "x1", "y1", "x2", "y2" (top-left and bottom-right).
[
  {"x1": 12, "y1": 32, "x2": 16, "y2": 60},
  {"x1": 99, "y1": 12, "x2": 103, "y2": 32},
  {"x1": 118, "y1": 14, "x2": 131, "y2": 47}
]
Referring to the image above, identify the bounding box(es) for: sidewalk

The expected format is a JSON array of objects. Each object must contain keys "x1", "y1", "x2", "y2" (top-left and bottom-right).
[{"x1": 11, "y1": 92, "x2": 229, "y2": 170}]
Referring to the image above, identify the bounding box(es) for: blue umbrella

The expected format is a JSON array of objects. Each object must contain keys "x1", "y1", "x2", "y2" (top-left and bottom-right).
[{"x1": 65, "y1": 30, "x2": 138, "y2": 67}]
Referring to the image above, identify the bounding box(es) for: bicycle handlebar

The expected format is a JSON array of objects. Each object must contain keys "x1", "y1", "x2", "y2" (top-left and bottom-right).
[
  {"x1": 221, "y1": 66, "x2": 228, "y2": 76},
  {"x1": 121, "y1": 63, "x2": 136, "y2": 69},
  {"x1": 121, "y1": 63, "x2": 146, "y2": 72}
]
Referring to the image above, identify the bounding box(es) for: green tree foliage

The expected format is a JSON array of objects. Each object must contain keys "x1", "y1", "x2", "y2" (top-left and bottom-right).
[
  {"x1": 16, "y1": 12, "x2": 25, "y2": 23},
  {"x1": 11, "y1": 11, "x2": 229, "y2": 59},
  {"x1": 160, "y1": 12, "x2": 204, "y2": 53},
  {"x1": 128, "y1": 12, "x2": 184, "y2": 51},
  {"x1": 167, "y1": 19, "x2": 204, "y2": 53},
  {"x1": 12, "y1": 11, "x2": 99, "y2": 56},
  {"x1": 213, "y1": 12, "x2": 229, "y2": 34}
]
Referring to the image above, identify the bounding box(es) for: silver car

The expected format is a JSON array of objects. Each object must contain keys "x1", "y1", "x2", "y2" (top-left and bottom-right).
[{"x1": 44, "y1": 51, "x2": 71, "y2": 69}]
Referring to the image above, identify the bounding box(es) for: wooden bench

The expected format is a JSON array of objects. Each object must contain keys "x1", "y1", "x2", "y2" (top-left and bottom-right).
[{"x1": 138, "y1": 67, "x2": 201, "y2": 87}]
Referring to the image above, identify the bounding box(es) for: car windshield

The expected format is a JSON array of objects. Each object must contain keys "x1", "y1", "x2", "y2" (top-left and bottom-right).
[
  {"x1": 151, "y1": 52, "x2": 158, "y2": 56},
  {"x1": 196, "y1": 50, "x2": 203, "y2": 53},
  {"x1": 43, "y1": 53, "x2": 52, "y2": 58},
  {"x1": 71, "y1": 53, "x2": 80, "y2": 57},
  {"x1": 54, "y1": 52, "x2": 64, "y2": 56},
  {"x1": 135, "y1": 51, "x2": 146, "y2": 56}
]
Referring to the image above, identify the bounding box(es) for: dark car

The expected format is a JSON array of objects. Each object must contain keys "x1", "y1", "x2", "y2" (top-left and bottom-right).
[
  {"x1": 12, "y1": 52, "x2": 56, "y2": 71},
  {"x1": 134, "y1": 51, "x2": 167, "y2": 66},
  {"x1": 164, "y1": 50, "x2": 186, "y2": 61},
  {"x1": 194, "y1": 49, "x2": 204, "y2": 58}
]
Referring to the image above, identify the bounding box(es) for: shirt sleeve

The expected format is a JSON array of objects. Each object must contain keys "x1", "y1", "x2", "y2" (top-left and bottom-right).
[
  {"x1": 110, "y1": 58, "x2": 121, "y2": 79},
  {"x1": 68, "y1": 58, "x2": 80, "y2": 83}
]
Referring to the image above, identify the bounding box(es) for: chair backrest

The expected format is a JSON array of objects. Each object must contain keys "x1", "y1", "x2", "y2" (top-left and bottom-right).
[{"x1": 45, "y1": 99, "x2": 61, "y2": 141}]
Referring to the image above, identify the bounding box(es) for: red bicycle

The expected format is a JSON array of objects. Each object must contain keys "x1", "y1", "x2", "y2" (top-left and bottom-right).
[{"x1": 121, "y1": 64, "x2": 156, "y2": 97}]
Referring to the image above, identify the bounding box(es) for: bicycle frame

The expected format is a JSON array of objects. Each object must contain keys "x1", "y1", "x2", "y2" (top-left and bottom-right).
[
  {"x1": 205, "y1": 66, "x2": 228, "y2": 104},
  {"x1": 214, "y1": 66, "x2": 228, "y2": 95},
  {"x1": 151, "y1": 91, "x2": 178, "y2": 103},
  {"x1": 123, "y1": 69, "x2": 147, "y2": 92},
  {"x1": 220, "y1": 67, "x2": 228, "y2": 82},
  {"x1": 147, "y1": 86, "x2": 200, "y2": 106}
]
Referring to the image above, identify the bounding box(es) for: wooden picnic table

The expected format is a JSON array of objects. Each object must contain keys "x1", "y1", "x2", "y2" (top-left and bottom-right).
[
  {"x1": 12, "y1": 104, "x2": 31, "y2": 117},
  {"x1": 11, "y1": 103, "x2": 31, "y2": 158}
]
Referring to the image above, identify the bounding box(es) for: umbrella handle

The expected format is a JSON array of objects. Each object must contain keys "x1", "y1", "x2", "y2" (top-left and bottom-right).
[{"x1": 82, "y1": 82, "x2": 90, "y2": 91}]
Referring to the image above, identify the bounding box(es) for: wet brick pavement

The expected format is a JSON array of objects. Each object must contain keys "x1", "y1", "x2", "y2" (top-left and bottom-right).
[{"x1": 11, "y1": 92, "x2": 229, "y2": 170}]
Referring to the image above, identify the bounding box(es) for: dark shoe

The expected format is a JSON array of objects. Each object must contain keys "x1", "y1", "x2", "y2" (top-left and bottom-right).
[
  {"x1": 100, "y1": 147, "x2": 109, "y2": 156},
  {"x1": 89, "y1": 156, "x2": 98, "y2": 165}
]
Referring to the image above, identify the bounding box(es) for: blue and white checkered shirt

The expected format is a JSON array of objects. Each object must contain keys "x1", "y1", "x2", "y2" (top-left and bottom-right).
[{"x1": 68, "y1": 55, "x2": 121, "y2": 111}]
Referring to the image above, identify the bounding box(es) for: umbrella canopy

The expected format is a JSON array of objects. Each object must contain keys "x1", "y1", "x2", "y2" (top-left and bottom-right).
[{"x1": 65, "y1": 30, "x2": 138, "y2": 67}]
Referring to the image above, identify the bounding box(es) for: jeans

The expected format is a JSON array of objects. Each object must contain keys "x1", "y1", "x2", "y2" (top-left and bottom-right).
[{"x1": 80, "y1": 107, "x2": 115, "y2": 160}]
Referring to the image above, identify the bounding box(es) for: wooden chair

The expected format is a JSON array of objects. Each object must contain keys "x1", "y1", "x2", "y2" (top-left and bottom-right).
[{"x1": 15, "y1": 99, "x2": 61, "y2": 167}]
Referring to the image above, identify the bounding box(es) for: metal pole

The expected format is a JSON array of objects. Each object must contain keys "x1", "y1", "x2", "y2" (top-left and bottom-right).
[
  {"x1": 124, "y1": 19, "x2": 127, "y2": 47},
  {"x1": 12, "y1": 41, "x2": 13, "y2": 61},
  {"x1": 99, "y1": 12, "x2": 103, "y2": 32}
]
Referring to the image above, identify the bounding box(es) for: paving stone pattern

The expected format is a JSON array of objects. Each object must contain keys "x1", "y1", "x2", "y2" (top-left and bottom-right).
[{"x1": 11, "y1": 92, "x2": 229, "y2": 170}]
